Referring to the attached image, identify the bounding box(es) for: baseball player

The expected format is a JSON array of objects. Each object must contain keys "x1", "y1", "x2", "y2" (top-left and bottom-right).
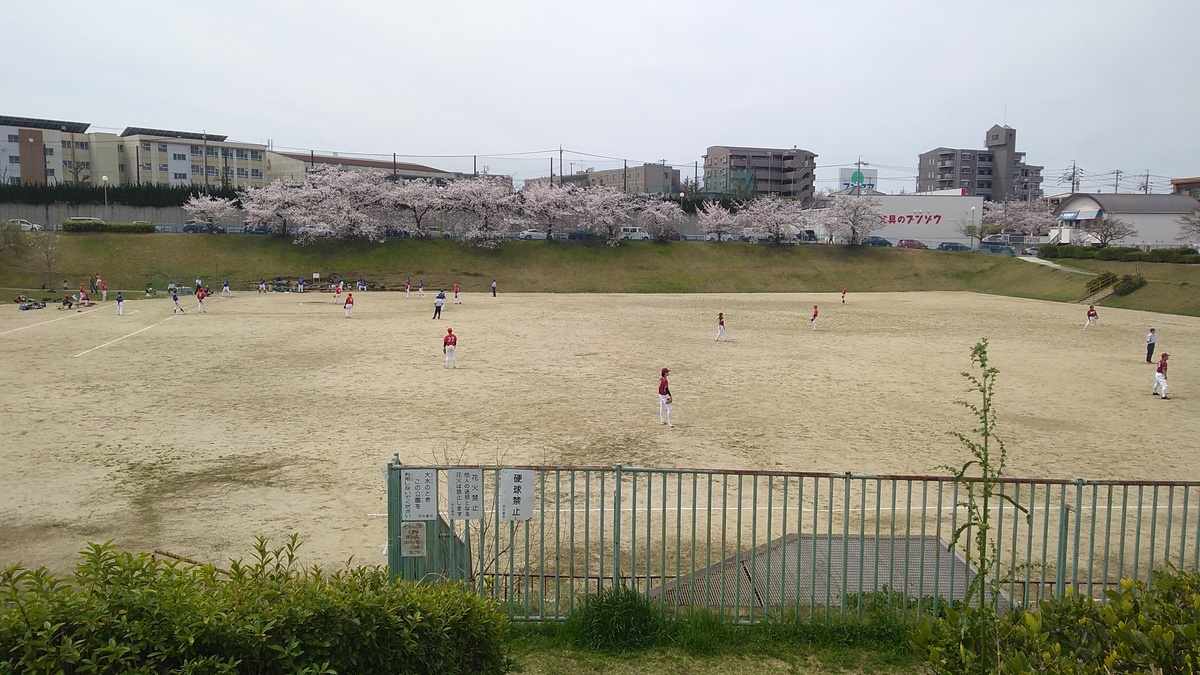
[
  {"x1": 221, "y1": 279, "x2": 233, "y2": 297},
  {"x1": 405, "y1": 277, "x2": 411, "y2": 298},
  {"x1": 1146, "y1": 328, "x2": 1157, "y2": 363},
  {"x1": 344, "y1": 292, "x2": 354, "y2": 318},
  {"x1": 1084, "y1": 305, "x2": 1098, "y2": 329},
  {"x1": 658, "y1": 367, "x2": 673, "y2": 427},
  {"x1": 195, "y1": 277, "x2": 203, "y2": 293},
  {"x1": 357, "y1": 276, "x2": 366, "y2": 291},
  {"x1": 1153, "y1": 353, "x2": 1170, "y2": 399},
  {"x1": 115, "y1": 291, "x2": 123, "y2": 316},
  {"x1": 196, "y1": 287, "x2": 208, "y2": 313},
  {"x1": 418, "y1": 279, "x2": 425, "y2": 297},
  {"x1": 433, "y1": 293, "x2": 445, "y2": 319},
  {"x1": 715, "y1": 312, "x2": 727, "y2": 341},
  {"x1": 443, "y1": 327, "x2": 457, "y2": 368},
  {"x1": 492, "y1": 279, "x2": 497, "y2": 297},
  {"x1": 841, "y1": 284, "x2": 846, "y2": 304},
  {"x1": 259, "y1": 277, "x2": 267, "y2": 293},
  {"x1": 454, "y1": 283, "x2": 461, "y2": 304},
  {"x1": 172, "y1": 289, "x2": 186, "y2": 314},
  {"x1": 101, "y1": 280, "x2": 108, "y2": 302},
  {"x1": 334, "y1": 281, "x2": 343, "y2": 304},
  {"x1": 298, "y1": 277, "x2": 305, "y2": 293},
  {"x1": 811, "y1": 304, "x2": 819, "y2": 331}
]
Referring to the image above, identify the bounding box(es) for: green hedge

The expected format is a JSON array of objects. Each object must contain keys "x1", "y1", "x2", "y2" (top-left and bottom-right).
[
  {"x1": 1112, "y1": 274, "x2": 1148, "y2": 295},
  {"x1": 60, "y1": 221, "x2": 156, "y2": 233},
  {"x1": 1041, "y1": 245, "x2": 1198, "y2": 264},
  {"x1": 0, "y1": 183, "x2": 239, "y2": 207},
  {"x1": 0, "y1": 538, "x2": 508, "y2": 674}
]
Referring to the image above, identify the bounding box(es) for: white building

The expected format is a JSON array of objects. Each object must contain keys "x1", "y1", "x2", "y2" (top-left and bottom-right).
[{"x1": 1051, "y1": 194, "x2": 1200, "y2": 247}]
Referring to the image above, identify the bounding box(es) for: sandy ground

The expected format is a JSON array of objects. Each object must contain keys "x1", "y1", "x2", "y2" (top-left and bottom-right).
[{"x1": 1, "y1": 289, "x2": 1197, "y2": 574}]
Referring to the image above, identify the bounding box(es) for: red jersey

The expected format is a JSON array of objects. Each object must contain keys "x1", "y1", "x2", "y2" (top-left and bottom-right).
[
  {"x1": 812, "y1": 307, "x2": 819, "y2": 318},
  {"x1": 345, "y1": 295, "x2": 354, "y2": 306},
  {"x1": 658, "y1": 376, "x2": 670, "y2": 395},
  {"x1": 1087, "y1": 308, "x2": 1098, "y2": 318},
  {"x1": 1157, "y1": 359, "x2": 1168, "y2": 375},
  {"x1": 841, "y1": 285, "x2": 846, "y2": 294},
  {"x1": 444, "y1": 334, "x2": 457, "y2": 347},
  {"x1": 454, "y1": 284, "x2": 460, "y2": 293},
  {"x1": 718, "y1": 315, "x2": 724, "y2": 326},
  {"x1": 197, "y1": 290, "x2": 206, "y2": 300},
  {"x1": 101, "y1": 281, "x2": 108, "y2": 291}
]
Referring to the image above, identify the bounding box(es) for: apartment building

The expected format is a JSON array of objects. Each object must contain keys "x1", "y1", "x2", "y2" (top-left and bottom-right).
[
  {"x1": 0, "y1": 115, "x2": 269, "y2": 188},
  {"x1": 1171, "y1": 177, "x2": 1200, "y2": 199},
  {"x1": 524, "y1": 163, "x2": 681, "y2": 195},
  {"x1": 266, "y1": 151, "x2": 458, "y2": 182},
  {"x1": 702, "y1": 145, "x2": 817, "y2": 201},
  {"x1": 916, "y1": 124, "x2": 1044, "y2": 202}
]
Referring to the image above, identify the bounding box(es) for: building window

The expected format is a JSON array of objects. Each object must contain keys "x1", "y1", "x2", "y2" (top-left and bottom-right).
[
  {"x1": 251, "y1": 169, "x2": 263, "y2": 179},
  {"x1": 158, "y1": 144, "x2": 168, "y2": 152},
  {"x1": 207, "y1": 147, "x2": 218, "y2": 157},
  {"x1": 173, "y1": 153, "x2": 187, "y2": 161},
  {"x1": 118, "y1": 164, "x2": 125, "y2": 172},
  {"x1": 117, "y1": 145, "x2": 124, "y2": 153},
  {"x1": 80, "y1": 162, "x2": 90, "y2": 169},
  {"x1": 224, "y1": 167, "x2": 233, "y2": 176},
  {"x1": 45, "y1": 168, "x2": 55, "y2": 177},
  {"x1": 76, "y1": 141, "x2": 89, "y2": 149},
  {"x1": 173, "y1": 172, "x2": 188, "y2": 180},
  {"x1": 44, "y1": 147, "x2": 54, "y2": 156},
  {"x1": 962, "y1": 153, "x2": 972, "y2": 160},
  {"x1": 62, "y1": 140, "x2": 71, "y2": 149},
  {"x1": 236, "y1": 149, "x2": 248, "y2": 160},
  {"x1": 250, "y1": 150, "x2": 263, "y2": 161},
  {"x1": 63, "y1": 160, "x2": 72, "y2": 168},
  {"x1": 961, "y1": 180, "x2": 970, "y2": 187},
  {"x1": 141, "y1": 162, "x2": 152, "y2": 171},
  {"x1": 8, "y1": 177, "x2": 19, "y2": 185},
  {"x1": 207, "y1": 166, "x2": 218, "y2": 176},
  {"x1": 191, "y1": 146, "x2": 202, "y2": 156},
  {"x1": 192, "y1": 164, "x2": 203, "y2": 175},
  {"x1": 236, "y1": 168, "x2": 248, "y2": 178},
  {"x1": 9, "y1": 156, "x2": 20, "y2": 164},
  {"x1": 141, "y1": 142, "x2": 151, "y2": 151},
  {"x1": 6, "y1": 134, "x2": 17, "y2": 143},
  {"x1": 221, "y1": 148, "x2": 233, "y2": 158},
  {"x1": 159, "y1": 163, "x2": 168, "y2": 172}
]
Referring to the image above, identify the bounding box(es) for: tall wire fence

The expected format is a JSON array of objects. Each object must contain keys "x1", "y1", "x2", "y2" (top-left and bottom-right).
[{"x1": 386, "y1": 461, "x2": 1200, "y2": 621}]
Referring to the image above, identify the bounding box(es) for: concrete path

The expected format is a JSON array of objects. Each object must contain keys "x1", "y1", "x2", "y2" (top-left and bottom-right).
[{"x1": 1016, "y1": 255, "x2": 1096, "y2": 275}]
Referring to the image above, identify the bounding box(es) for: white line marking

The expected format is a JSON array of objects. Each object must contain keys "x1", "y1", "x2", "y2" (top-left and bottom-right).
[
  {"x1": 0, "y1": 306, "x2": 103, "y2": 336},
  {"x1": 75, "y1": 315, "x2": 174, "y2": 357}
]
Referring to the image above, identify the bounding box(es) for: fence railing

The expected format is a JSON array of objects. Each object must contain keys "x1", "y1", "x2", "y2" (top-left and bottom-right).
[{"x1": 386, "y1": 460, "x2": 1200, "y2": 621}]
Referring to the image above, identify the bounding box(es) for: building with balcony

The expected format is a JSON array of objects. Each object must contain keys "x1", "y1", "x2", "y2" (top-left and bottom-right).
[
  {"x1": 523, "y1": 163, "x2": 681, "y2": 195},
  {"x1": 917, "y1": 125, "x2": 1043, "y2": 202},
  {"x1": 702, "y1": 145, "x2": 817, "y2": 201},
  {"x1": 1171, "y1": 176, "x2": 1200, "y2": 199}
]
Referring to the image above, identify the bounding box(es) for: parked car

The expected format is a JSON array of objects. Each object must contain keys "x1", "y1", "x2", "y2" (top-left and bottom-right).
[
  {"x1": 705, "y1": 231, "x2": 740, "y2": 242},
  {"x1": 566, "y1": 230, "x2": 598, "y2": 240},
  {"x1": 244, "y1": 223, "x2": 272, "y2": 235},
  {"x1": 619, "y1": 226, "x2": 651, "y2": 241},
  {"x1": 519, "y1": 229, "x2": 548, "y2": 240},
  {"x1": 153, "y1": 224, "x2": 176, "y2": 233},
  {"x1": 862, "y1": 236, "x2": 892, "y2": 247},
  {"x1": 1022, "y1": 246, "x2": 1040, "y2": 256},
  {"x1": 796, "y1": 229, "x2": 818, "y2": 243},
  {"x1": 979, "y1": 243, "x2": 1017, "y2": 255},
  {"x1": 937, "y1": 242, "x2": 971, "y2": 252},
  {"x1": 182, "y1": 221, "x2": 206, "y2": 233},
  {"x1": 896, "y1": 239, "x2": 927, "y2": 249},
  {"x1": 5, "y1": 218, "x2": 42, "y2": 231},
  {"x1": 982, "y1": 233, "x2": 1028, "y2": 245}
]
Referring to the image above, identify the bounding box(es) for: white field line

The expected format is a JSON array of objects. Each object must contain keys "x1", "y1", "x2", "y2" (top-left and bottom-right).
[
  {"x1": 368, "y1": 503, "x2": 1197, "y2": 517},
  {"x1": 0, "y1": 305, "x2": 103, "y2": 335},
  {"x1": 75, "y1": 315, "x2": 174, "y2": 357}
]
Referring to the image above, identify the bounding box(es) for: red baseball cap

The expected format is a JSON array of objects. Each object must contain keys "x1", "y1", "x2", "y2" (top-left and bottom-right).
[
  {"x1": 447, "y1": 327, "x2": 453, "y2": 333},
  {"x1": 661, "y1": 367, "x2": 670, "y2": 375}
]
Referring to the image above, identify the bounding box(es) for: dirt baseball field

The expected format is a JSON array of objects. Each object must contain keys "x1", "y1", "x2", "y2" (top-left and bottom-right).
[{"x1": 1, "y1": 290, "x2": 1196, "y2": 573}]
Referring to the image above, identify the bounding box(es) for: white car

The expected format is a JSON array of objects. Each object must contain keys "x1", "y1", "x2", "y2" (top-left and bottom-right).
[
  {"x1": 6, "y1": 218, "x2": 42, "y2": 231},
  {"x1": 705, "y1": 231, "x2": 740, "y2": 242},
  {"x1": 619, "y1": 226, "x2": 651, "y2": 241},
  {"x1": 519, "y1": 229, "x2": 547, "y2": 240}
]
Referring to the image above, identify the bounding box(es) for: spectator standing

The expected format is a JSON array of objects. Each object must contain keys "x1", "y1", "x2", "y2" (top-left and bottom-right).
[
  {"x1": 492, "y1": 279, "x2": 497, "y2": 297},
  {"x1": 1146, "y1": 328, "x2": 1157, "y2": 363}
]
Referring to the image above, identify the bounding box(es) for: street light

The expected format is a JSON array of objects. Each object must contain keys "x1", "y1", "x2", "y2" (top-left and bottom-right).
[
  {"x1": 971, "y1": 206, "x2": 976, "y2": 249},
  {"x1": 102, "y1": 176, "x2": 109, "y2": 208}
]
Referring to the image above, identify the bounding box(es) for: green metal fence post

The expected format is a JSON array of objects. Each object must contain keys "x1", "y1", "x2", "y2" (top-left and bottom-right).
[
  {"x1": 386, "y1": 453, "x2": 402, "y2": 582},
  {"x1": 613, "y1": 465, "x2": 623, "y2": 588},
  {"x1": 1056, "y1": 494, "x2": 1071, "y2": 598}
]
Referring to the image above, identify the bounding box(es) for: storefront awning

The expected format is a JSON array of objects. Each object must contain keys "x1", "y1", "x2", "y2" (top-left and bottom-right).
[{"x1": 1057, "y1": 208, "x2": 1102, "y2": 221}]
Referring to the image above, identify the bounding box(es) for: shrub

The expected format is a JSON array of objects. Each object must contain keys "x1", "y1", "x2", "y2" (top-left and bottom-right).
[
  {"x1": 560, "y1": 586, "x2": 663, "y2": 651},
  {"x1": 1096, "y1": 247, "x2": 1140, "y2": 261},
  {"x1": 1037, "y1": 244, "x2": 1059, "y2": 259},
  {"x1": 1120, "y1": 250, "x2": 1150, "y2": 262},
  {"x1": 1112, "y1": 274, "x2": 1148, "y2": 295},
  {"x1": 1147, "y1": 247, "x2": 1198, "y2": 263},
  {"x1": 0, "y1": 537, "x2": 508, "y2": 674},
  {"x1": 60, "y1": 221, "x2": 156, "y2": 233},
  {"x1": 1182, "y1": 254, "x2": 1200, "y2": 264}
]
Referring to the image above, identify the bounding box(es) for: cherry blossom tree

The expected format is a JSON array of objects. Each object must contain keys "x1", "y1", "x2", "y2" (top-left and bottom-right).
[
  {"x1": 697, "y1": 201, "x2": 737, "y2": 242},
  {"x1": 1080, "y1": 216, "x2": 1138, "y2": 247},
  {"x1": 737, "y1": 195, "x2": 801, "y2": 244},
  {"x1": 1177, "y1": 207, "x2": 1200, "y2": 242},
  {"x1": 515, "y1": 182, "x2": 581, "y2": 241},
  {"x1": 387, "y1": 178, "x2": 444, "y2": 237},
  {"x1": 983, "y1": 198, "x2": 1056, "y2": 241},
  {"x1": 240, "y1": 167, "x2": 391, "y2": 243},
  {"x1": 820, "y1": 195, "x2": 884, "y2": 245},
  {"x1": 630, "y1": 197, "x2": 684, "y2": 241},
  {"x1": 239, "y1": 177, "x2": 307, "y2": 236},
  {"x1": 182, "y1": 195, "x2": 241, "y2": 232},
  {"x1": 441, "y1": 176, "x2": 514, "y2": 248},
  {"x1": 580, "y1": 187, "x2": 636, "y2": 246}
]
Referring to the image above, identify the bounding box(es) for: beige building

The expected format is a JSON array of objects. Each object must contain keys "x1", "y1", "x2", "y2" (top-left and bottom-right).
[
  {"x1": 0, "y1": 115, "x2": 269, "y2": 189},
  {"x1": 525, "y1": 162, "x2": 681, "y2": 195},
  {"x1": 266, "y1": 151, "x2": 458, "y2": 182},
  {"x1": 1171, "y1": 177, "x2": 1200, "y2": 200},
  {"x1": 917, "y1": 125, "x2": 1044, "y2": 202},
  {"x1": 702, "y1": 145, "x2": 818, "y2": 201}
]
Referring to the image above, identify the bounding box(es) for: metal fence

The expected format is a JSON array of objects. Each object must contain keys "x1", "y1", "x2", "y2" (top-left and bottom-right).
[{"x1": 386, "y1": 459, "x2": 1200, "y2": 621}]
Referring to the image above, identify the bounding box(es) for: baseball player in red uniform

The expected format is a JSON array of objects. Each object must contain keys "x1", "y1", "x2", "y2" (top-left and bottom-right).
[
  {"x1": 1153, "y1": 353, "x2": 1170, "y2": 399},
  {"x1": 658, "y1": 367, "x2": 673, "y2": 427},
  {"x1": 1084, "y1": 304, "x2": 1098, "y2": 329},
  {"x1": 811, "y1": 304, "x2": 819, "y2": 330},
  {"x1": 841, "y1": 284, "x2": 846, "y2": 304},
  {"x1": 454, "y1": 283, "x2": 461, "y2": 304},
  {"x1": 405, "y1": 278, "x2": 411, "y2": 298},
  {"x1": 101, "y1": 280, "x2": 108, "y2": 302},
  {"x1": 344, "y1": 292, "x2": 354, "y2": 318},
  {"x1": 334, "y1": 281, "x2": 343, "y2": 304},
  {"x1": 443, "y1": 327, "x2": 457, "y2": 368},
  {"x1": 196, "y1": 288, "x2": 208, "y2": 313},
  {"x1": 715, "y1": 312, "x2": 727, "y2": 341}
]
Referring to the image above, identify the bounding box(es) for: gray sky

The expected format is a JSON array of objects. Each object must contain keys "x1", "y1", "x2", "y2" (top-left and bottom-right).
[{"x1": 6, "y1": 0, "x2": 1197, "y2": 193}]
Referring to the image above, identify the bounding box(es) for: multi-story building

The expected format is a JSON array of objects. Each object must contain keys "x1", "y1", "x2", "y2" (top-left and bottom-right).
[
  {"x1": 0, "y1": 115, "x2": 269, "y2": 189},
  {"x1": 702, "y1": 145, "x2": 817, "y2": 201},
  {"x1": 917, "y1": 124, "x2": 1044, "y2": 202},
  {"x1": 1170, "y1": 177, "x2": 1200, "y2": 199},
  {"x1": 523, "y1": 163, "x2": 681, "y2": 195}
]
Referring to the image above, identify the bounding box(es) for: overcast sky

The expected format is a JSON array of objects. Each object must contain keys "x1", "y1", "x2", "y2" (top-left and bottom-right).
[{"x1": 5, "y1": 0, "x2": 1196, "y2": 193}]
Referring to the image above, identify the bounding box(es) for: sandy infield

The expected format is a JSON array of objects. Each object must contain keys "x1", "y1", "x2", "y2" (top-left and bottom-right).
[{"x1": 1, "y1": 290, "x2": 1196, "y2": 573}]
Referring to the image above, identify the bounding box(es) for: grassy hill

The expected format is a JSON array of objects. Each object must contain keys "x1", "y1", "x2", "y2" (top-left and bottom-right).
[{"x1": 3, "y1": 233, "x2": 1196, "y2": 314}]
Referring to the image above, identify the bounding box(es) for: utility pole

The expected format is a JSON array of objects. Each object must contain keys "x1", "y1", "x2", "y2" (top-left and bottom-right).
[
  {"x1": 694, "y1": 161, "x2": 698, "y2": 195},
  {"x1": 1141, "y1": 170, "x2": 1151, "y2": 194},
  {"x1": 473, "y1": 155, "x2": 477, "y2": 177},
  {"x1": 1113, "y1": 169, "x2": 1123, "y2": 193},
  {"x1": 854, "y1": 156, "x2": 869, "y2": 196},
  {"x1": 549, "y1": 158, "x2": 554, "y2": 186},
  {"x1": 623, "y1": 159, "x2": 628, "y2": 194},
  {"x1": 559, "y1": 146, "x2": 564, "y2": 187}
]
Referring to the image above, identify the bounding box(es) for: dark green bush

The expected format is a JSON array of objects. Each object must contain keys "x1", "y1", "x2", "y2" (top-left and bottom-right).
[
  {"x1": 1097, "y1": 247, "x2": 1140, "y2": 261},
  {"x1": 1182, "y1": 254, "x2": 1200, "y2": 264},
  {"x1": 1147, "y1": 247, "x2": 1199, "y2": 263},
  {"x1": 561, "y1": 586, "x2": 663, "y2": 651},
  {"x1": 1, "y1": 183, "x2": 238, "y2": 207},
  {"x1": 1121, "y1": 250, "x2": 1150, "y2": 262},
  {"x1": 0, "y1": 537, "x2": 507, "y2": 674},
  {"x1": 60, "y1": 221, "x2": 156, "y2": 233},
  {"x1": 1037, "y1": 244, "x2": 1059, "y2": 259},
  {"x1": 1113, "y1": 274, "x2": 1148, "y2": 295}
]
